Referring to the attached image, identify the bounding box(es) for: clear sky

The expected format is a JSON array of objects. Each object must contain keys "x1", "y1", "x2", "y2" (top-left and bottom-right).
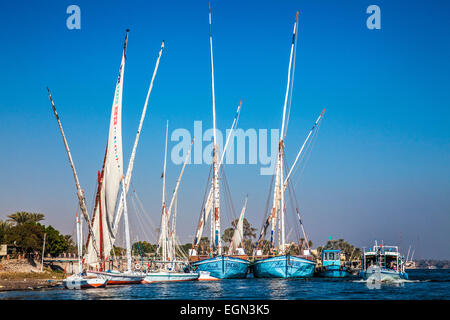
[{"x1": 0, "y1": 0, "x2": 449, "y2": 259}]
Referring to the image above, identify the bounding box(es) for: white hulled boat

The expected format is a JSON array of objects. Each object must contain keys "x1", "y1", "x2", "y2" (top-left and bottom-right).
[
  {"x1": 142, "y1": 122, "x2": 199, "y2": 283},
  {"x1": 360, "y1": 242, "x2": 409, "y2": 281},
  {"x1": 62, "y1": 213, "x2": 107, "y2": 289}
]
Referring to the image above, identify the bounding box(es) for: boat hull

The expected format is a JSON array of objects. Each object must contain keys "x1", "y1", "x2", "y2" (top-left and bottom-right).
[
  {"x1": 63, "y1": 275, "x2": 107, "y2": 289},
  {"x1": 87, "y1": 271, "x2": 145, "y2": 285},
  {"x1": 142, "y1": 272, "x2": 199, "y2": 283},
  {"x1": 253, "y1": 255, "x2": 316, "y2": 278},
  {"x1": 192, "y1": 256, "x2": 250, "y2": 279},
  {"x1": 316, "y1": 265, "x2": 350, "y2": 278},
  {"x1": 360, "y1": 266, "x2": 408, "y2": 281}
]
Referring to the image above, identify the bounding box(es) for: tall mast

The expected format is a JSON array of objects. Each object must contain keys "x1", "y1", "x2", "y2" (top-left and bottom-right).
[
  {"x1": 165, "y1": 138, "x2": 194, "y2": 260},
  {"x1": 191, "y1": 99, "x2": 242, "y2": 251},
  {"x1": 85, "y1": 29, "x2": 128, "y2": 270},
  {"x1": 47, "y1": 88, "x2": 100, "y2": 261},
  {"x1": 269, "y1": 11, "x2": 299, "y2": 254},
  {"x1": 161, "y1": 121, "x2": 169, "y2": 262},
  {"x1": 162, "y1": 120, "x2": 169, "y2": 210},
  {"x1": 280, "y1": 11, "x2": 299, "y2": 140},
  {"x1": 76, "y1": 212, "x2": 82, "y2": 275},
  {"x1": 209, "y1": 1, "x2": 221, "y2": 255},
  {"x1": 113, "y1": 40, "x2": 165, "y2": 233},
  {"x1": 121, "y1": 176, "x2": 132, "y2": 272}
]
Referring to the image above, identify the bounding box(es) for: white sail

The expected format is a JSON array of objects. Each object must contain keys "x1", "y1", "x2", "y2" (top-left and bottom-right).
[
  {"x1": 85, "y1": 31, "x2": 128, "y2": 267},
  {"x1": 227, "y1": 196, "x2": 248, "y2": 255},
  {"x1": 112, "y1": 41, "x2": 165, "y2": 237}
]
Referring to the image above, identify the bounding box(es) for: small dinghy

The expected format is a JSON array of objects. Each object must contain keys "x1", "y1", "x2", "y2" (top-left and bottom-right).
[
  {"x1": 142, "y1": 271, "x2": 199, "y2": 283},
  {"x1": 63, "y1": 274, "x2": 107, "y2": 290}
]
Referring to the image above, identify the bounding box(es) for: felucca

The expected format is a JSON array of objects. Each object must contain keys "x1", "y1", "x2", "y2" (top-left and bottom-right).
[
  {"x1": 85, "y1": 31, "x2": 164, "y2": 285},
  {"x1": 188, "y1": 2, "x2": 250, "y2": 279},
  {"x1": 63, "y1": 213, "x2": 108, "y2": 289},
  {"x1": 142, "y1": 122, "x2": 199, "y2": 283},
  {"x1": 47, "y1": 89, "x2": 107, "y2": 289},
  {"x1": 252, "y1": 11, "x2": 325, "y2": 278}
]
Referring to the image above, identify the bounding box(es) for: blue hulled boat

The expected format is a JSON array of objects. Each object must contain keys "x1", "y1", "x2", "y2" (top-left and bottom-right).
[
  {"x1": 191, "y1": 255, "x2": 250, "y2": 279},
  {"x1": 316, "y1": 249, "x2": 350, "y2": 278},
  {"x1": 253, "y1": 255, "x2": 316, "y2": 278}
]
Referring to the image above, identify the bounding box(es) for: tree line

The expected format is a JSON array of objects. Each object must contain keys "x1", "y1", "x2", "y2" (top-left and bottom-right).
[
  {"x1": 1, "y1": 213, "x2": 362, "y2": 262},
  {"x1": 0, "y1": 212, "x2": 76, "y2": 257}
]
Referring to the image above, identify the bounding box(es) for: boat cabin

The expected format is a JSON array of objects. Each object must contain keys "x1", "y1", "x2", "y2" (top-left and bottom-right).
[
  {"x1": 361, "y1": 244, "x2": 406, "y2": 273},
  {"x1": 321, "y1": 249, "x2": 342, "y2": 267}
]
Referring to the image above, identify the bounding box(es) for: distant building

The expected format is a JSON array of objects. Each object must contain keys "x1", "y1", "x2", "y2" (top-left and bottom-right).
[{"x1": 0, "y1": 244, "x2": 6, "y2": 256}]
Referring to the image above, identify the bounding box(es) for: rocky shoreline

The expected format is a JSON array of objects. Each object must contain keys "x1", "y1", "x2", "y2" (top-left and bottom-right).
[
  {"x1": 0, "y1": 278, "x2": 62, "y2": 292},
  {"x1": 0, "y1": 259, "x2": 65, "y2": 292}
]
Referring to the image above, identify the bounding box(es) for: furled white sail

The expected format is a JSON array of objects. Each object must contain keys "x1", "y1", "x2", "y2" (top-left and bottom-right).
[
  {"x1": 84, "y1": 31, "x2": 128, "y2": 267},
  {"x1": 227, "y1": 196, "x2": 248, "y2": 255}
]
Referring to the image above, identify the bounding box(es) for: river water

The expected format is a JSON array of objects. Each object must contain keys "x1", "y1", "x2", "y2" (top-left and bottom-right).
[{"x1": 0, "y1": 269, "x2": 449, "y2": 300}]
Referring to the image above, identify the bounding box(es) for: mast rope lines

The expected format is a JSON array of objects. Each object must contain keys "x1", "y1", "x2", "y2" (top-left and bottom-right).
[{"x1": 191, "y1": 99, "x2": 243, "y2": 252}]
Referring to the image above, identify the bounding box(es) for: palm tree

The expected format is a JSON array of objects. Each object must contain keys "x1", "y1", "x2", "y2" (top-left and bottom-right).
[
  {"x1": 0, "y1": 219, "x2": 12, "y2": 243},
  {"x1": 221, "y1": 228, "x2": 234, "y2": 247},
  {"x1": 199, "y1": 237, "x2": 210, "y2": 255},
  {"x1": 7, "y1": 212, "x2": 45, "y2": 226}
]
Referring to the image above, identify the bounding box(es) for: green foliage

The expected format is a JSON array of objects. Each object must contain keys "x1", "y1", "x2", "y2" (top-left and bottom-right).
[
  {"x1": 41, "y1": 225, "x2": 70, "y2": 257},
  {"x1": 7, "y1": 212, "x2": 45, "y2": 226},
  {"x1": 229, "y1": 218, "x2": 257, "y2": 239},
  {"x1": 112, "y1": 246, "x2": 126, "y2": 257},
  {"x1": 221, "y1": 227, "x2": 234, "y2": 245},
  {"x1": 64, "y1": 235, "x2": 77, "y2": 254},
  {"x1": 0, "y1": 219, "x2": 12, "y2": 243},
  {"x1": 221, "y1": 218, "x2": 257, "y2": 254},
  {"x1": 5, "y1": 222, "x2": 44, "y2": 253},
  {"x1": 198, "y1": 237, "x2": 210, "y2": 254},
  {"x1": 178, "y1": 243, "x2": 193, "y2": 256},
  {"x1": 132, "y1": 241, "x2": 156, "y2": 256},
  {"x1": 2, "y1": 212, "x2": 76, "y2": 257},
  {"x1": 316, "y1": 239, "x2": 361, "y2": 261},
  {"x1": 260, "y1": 240, "x2": 271, "y2": 255}
]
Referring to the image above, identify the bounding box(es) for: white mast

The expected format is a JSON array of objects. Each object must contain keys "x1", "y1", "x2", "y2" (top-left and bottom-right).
[
  {"x1": 159, "y1": 120, "x2": 169, "y2": 262},
  {"x1": 113, "y1": 40, "x2": 165, "y2": 234},
  {"x1": 158, "y1": 137, "x2": 194, "y2": 261},
  {"x1": 191, "y1": 99, "x2": 242, "y2": 251},
  {"x1": 209, "y1": 2, "x2": 221, "y2": 255},
  {"x1": 76, "y1": 212, "x2": 82, "y2": 275},
  {"x1": 121, "y1": 176, "x2": 132, "y2": 272},
  {"x1": 269, "y1": 11, "x2": 299, "y2": 254},
  {"x1": 280, "y1": 11, "x2": 299, "y2": 141}
]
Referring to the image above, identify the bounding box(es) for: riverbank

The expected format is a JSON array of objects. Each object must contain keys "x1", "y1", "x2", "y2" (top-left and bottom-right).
[
  {"x1": 0, "y1": 259, "x2": 64, "y2": 291},
  {"x1": 0, "y1": 272, "x2": 62, "y2": 291}
]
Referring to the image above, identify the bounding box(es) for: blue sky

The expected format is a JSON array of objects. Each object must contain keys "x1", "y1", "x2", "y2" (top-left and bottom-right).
[{"x1": 0, "y1": 0, "x2": 449, "y2": 259}]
